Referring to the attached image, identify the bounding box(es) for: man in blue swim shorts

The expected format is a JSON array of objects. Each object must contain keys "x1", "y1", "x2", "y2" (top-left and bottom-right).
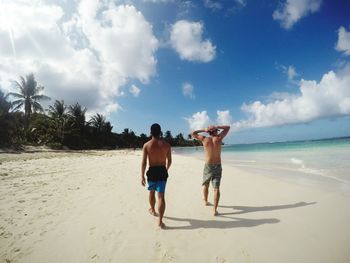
[
  {"x1": 192, "y1": 125, "x2": 230, "y2": 216},
  {"x1": 141, "y1": 123, "x2": 172, "y2": 229}
]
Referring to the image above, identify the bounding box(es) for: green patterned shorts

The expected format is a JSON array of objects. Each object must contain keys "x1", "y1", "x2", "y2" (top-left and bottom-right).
[{"x1": 202, "y1": 163, "x2": 222, "y2": 188}]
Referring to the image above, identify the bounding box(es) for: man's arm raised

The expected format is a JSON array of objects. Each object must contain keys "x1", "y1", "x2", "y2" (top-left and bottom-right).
[
  {"x1": 217, "y1": 125, "x2": 230, "y2": 139},
  {"x1": 191, "y1": 128, "x2": 207, "y2": 141}
]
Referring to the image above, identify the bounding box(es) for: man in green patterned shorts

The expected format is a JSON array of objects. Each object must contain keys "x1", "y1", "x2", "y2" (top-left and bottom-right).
[{"x1": 192, "y1": 125, "x2": 230, "y2": 216}]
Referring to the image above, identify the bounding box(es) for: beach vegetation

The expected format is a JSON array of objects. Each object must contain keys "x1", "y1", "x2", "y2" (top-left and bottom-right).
[
  {"x1": 0, "y1": 74, "x2": 201, "y2": 150},
  {"x1": 8, "y1": 74, "x2": 50, "y2": 123}
]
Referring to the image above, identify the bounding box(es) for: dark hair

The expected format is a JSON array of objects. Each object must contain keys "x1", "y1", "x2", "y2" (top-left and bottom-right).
[
  {"x1": 150, "y1": 123, "x2": 161, "y2": 137},
  {"x1": 208, "y1": 129, "x2": 219, "y2": 136}
]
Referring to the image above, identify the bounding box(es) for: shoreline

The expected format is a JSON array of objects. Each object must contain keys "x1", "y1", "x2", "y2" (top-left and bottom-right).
[
  {"x1": 174, "y1": 145, "x2": 350, "y2": 195},
  {"x1": 1, "y1": 150, "x2": 350, "y2": 262}
]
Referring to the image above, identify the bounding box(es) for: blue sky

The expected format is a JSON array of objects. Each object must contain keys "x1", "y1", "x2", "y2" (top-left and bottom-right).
[{"x1": 0, "y1": 0, "x2": 350, "y2": 143}]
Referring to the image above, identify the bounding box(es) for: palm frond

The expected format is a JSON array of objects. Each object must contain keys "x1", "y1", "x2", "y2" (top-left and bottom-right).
[
  {"x1": 33, "y1": 101, "x2": 44, "y2": 112},
  {"x1": 8, "y1": 92, "x2": 24, "y2": 99},
  {"x1": 11, "y1": 101, "x2": 24, "y2": 111},
  {"x1": 32, "y1": 94, "x2": 51, "y2": 101}
]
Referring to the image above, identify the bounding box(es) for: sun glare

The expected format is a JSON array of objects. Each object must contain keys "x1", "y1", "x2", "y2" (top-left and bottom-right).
[
  {"x1": 0, "y1": 2, "x2": 16, "y2": 31},
  {"x1": 0, "y1": 1, "x2": 17, "y2": 57}
]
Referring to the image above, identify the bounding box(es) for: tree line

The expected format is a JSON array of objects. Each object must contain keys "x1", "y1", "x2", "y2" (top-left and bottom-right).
[{"x1": 0, "y1": 74, "x2": 201, "y2": 150}]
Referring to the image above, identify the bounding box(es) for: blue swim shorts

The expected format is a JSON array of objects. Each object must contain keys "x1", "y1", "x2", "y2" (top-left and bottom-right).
[{"x1": 147, "y1": 180, "x2": 167, "y2": 193}]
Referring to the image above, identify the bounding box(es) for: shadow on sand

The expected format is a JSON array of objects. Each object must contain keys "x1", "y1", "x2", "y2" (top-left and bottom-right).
[
  {"x1": 218, "y1": 201, "x2": 316, "y2": 216},
  {"x1": 164, "y1": 201, "x2": 316, "y2": 230}
]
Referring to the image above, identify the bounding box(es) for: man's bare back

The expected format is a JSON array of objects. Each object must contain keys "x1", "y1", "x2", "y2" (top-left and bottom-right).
[
  {"x1": 192, "y1": 125, "x2": 230, "y2": 164},
  {"x1": 143, "y1": 138, "x2": 171, "y2": 168},
  {"x1": 202, "y1": 136, "x2": 223, "y2": 164}
]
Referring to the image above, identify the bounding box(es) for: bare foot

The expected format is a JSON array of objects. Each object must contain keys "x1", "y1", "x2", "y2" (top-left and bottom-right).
[
  {"x1": 203, "y1": 199, "x2": 209, "y2": 206},
  {"x1": 149, "y1": 208, "x2": 158, "y2": 216},
  {"x1": 213, "y1": 210, "x2": 219, "y2": 216},
  {"x1": 158, "y1": 222, "x2": 166, "y2": 230}
]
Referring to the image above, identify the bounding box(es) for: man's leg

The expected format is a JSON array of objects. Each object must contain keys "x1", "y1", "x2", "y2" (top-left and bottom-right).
[
  {"x1": 213, "y1": 187, "x2": 220, "y2": 216},
  {"x1": 148, "y1": 190, "x2": 157, "y2": 216},
  {"x1": 157, "y1": 192, "x2": 166, "y2": 228},
  {"x1": 203, "y1": 184, "x2": 209, "y2": 205}
]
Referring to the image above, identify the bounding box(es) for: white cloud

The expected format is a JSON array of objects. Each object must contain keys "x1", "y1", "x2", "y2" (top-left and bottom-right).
[
  {"x1": 276, "y1": 64, "x2": 300, "y2": 84},
  {"x1": 336, "y1": 25, "x2": 350, "y2": 56},
  {"x1": 273, "y1": 0, "x2": 322, "y2": 29},
  {"x1": 216, "y1": 110, "x2": 232, "y2": 125},
  {"x1": 77, "y1": 1, "x2": 158, "y2": 83},
  {"x1": 182, "y1": 82, "x2": 195, "y2": 99},
  {"x1": 170, "y1": 20, "x2": 216, "y2": 62},
  {"x1": 203, "y1": 0, "x2": 222, "y2": 11},
  {"x1": 0, "y1": 0, "x2": 158, "y2": 116},
  {"x1": 235, "y1": 0, "x2": 247, "y2": 6},
  {"x1": 186, "y1": 110, "x2": 234, "y2": 131},
  {"x1": 204, "y1": 0, "x2": 246, "y2": 12},
  {"x1": 232, "y1": 66, "x2": 350, "y2": 131},
  {"x1": 143, "y1": 0, "x2": 174, "y2": 2},
  {"x1": 286, "y1": 65, "x2": 298, "y2": 81},
  {"x1": 130, "y1": 84, "x2": 141, "y2": 97},
  {"x1": 186, "y1": 111, "x2": 211, "y2": 131}
]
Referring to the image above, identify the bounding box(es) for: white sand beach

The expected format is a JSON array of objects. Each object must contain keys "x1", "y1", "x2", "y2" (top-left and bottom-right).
[{"x1": 1, "y1": 150, "x2": 350, "y2": 263}]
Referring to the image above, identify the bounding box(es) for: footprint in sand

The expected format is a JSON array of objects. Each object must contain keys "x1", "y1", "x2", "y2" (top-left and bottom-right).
[
  {"x1": 11, "y1": 248, "x2": 21, "y2": 253},
  {"x1": 215, "y1": 256, "x2": 227, "y2": 263},
  {"x1": 241, "y1": 249, "x2": 251, "y2": 263},
  {"x1": 89, "y1": 226, "x2": 96, "y2": 235},
  {"x1": 0, "y1": 230, "x2": 13, "y2": 238},
  {"x1": 153, "y1": 242, "x2": 175, "y2": 262},
  {"x1": 161, "y1": 251, "x2": 175, "y2": 262}
]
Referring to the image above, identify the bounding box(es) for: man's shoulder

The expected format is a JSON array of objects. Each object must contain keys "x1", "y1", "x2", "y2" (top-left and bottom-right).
[
  {"x1": 162, "y1": 139, "x2": 171, "y2": 148},
  {"x1": 143, "y1": 140, "x2": 151, "y2": 148}
]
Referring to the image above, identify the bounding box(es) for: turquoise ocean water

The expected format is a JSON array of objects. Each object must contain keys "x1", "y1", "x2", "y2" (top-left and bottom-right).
[{"x1": 173, "y1": 137, "x2": 350, "y2": 191}]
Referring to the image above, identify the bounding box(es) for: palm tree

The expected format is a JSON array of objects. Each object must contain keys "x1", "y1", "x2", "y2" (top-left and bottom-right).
[
  {"x1": 121, "y1": 128, "x2": 137, "y2": 148},
  {"x1": 48, "y1": 100, "x2": 67, "y2": 144},
  {"x1": 9, "y1": 74, "x2": 50, "y2": 121},
  {"x1": 68, "y1": 102, "x2": 86, "y2": 131},
  {"x1": 164, "y1": 130, "x2": 173, "y2": 144},
  {"x1": 48, "y1": 100, "x2": 66, "y2": 118},
  {"x1": 175, "y1": 133, "x2": 185, "y2": 146},
  {"x1": 104, "y1": 121, "x2": 113, "y2": 133},
  {"x1": 64, "y1": 102, "x2": 87, "y2": 149},
  {"x1": 0, "y1": 89, "x2": 11, "y2": 117},
  {"x1": 0, "y1": 89, "x2": 26, "y2": 145},
  {"x1": 89, "y1": 113, "x2": 106, "y2": 133}
]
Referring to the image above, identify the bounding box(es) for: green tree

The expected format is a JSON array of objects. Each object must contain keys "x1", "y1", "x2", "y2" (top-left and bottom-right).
[
  {"x1": 0, "y1": 89, "x2": 11, "y2": 117},
  {"x1": 27, "y1": 113, "x2": 51, "y2": 144},
  {"x1": 89, "y1": 113, "x2": 106, "y2": 133},
  {"x1": 164, "y1": 130, "x2": 173, "y2": 144},
  {"x1": 175, "y1": 133, "x2": 185, "y2": 146},
  {"x1": 65, "y1": 102, "x2": 87, "y2": 149},
  {"x1": 9, "y1": 74, "x2": 50, "y2": 122},
  {"x1": 48, "y1": 100, "x2": 67, "y2": 145},
  {"x1": 121, "y1": 128, "x2": 137, "y2": 148},
  {"x1": 68, "y1": 103, "x2": 86, "y2": 130}
]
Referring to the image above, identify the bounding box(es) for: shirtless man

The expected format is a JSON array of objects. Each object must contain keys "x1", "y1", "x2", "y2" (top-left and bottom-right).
[
  {"x1": 141, "y1": 123, "x2": 172, "y2": 229},
  {"x1": 192, "y1": 125, "x2": 230, "y2": 215}
]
